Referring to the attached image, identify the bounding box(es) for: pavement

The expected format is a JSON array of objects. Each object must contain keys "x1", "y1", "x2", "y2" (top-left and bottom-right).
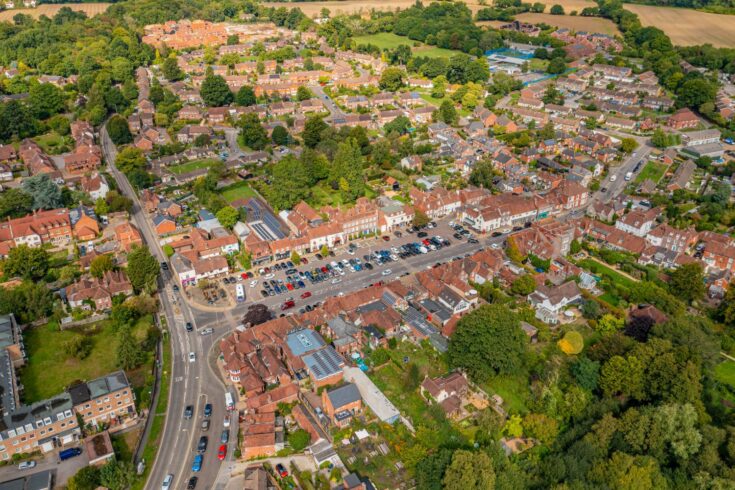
[{"x1": 101, "y1": 126, "x2": 231, "y2": 490}]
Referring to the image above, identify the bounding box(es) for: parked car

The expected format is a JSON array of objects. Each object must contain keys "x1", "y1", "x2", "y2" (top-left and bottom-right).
[
  {"x1": 300, "y1": 291, "x2": 312, "y2": 299},
  {"x1": 187, "y1": 477, "x2": 198, "y2": 489},
  {"x1": 276, "y1": 463, "x2": 288, "y2": 478},
  {"x1": 218, "y1": 444, "x2": 227, "y2": 461},
  {"x1": 18, "y1": 461, "x2": 36, "y2": 470},
  {"x1": 59, "y1": 447, "x2": 82, "y2": 461},
  {"x1": 204, "y1": 403, "x2": 212, "y2": 417},
  {"x1": 192, "y1": 455, "x2": 203, "y2": 472},
  {"x1": 221, "y1": 430, "x2": 229, "y2": 444},
  {"x1": 201, "y1": 419, "x2": 210, "y2": 432}
]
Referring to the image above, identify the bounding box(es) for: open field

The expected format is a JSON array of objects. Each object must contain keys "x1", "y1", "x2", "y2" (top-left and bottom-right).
[
  {"x1": 514, "y1": 12, "x2": 620, "y2": 35},
  {"x1": 625, "y1": 4, "x2": 735, "y2": 47},
  {"x1": 265, "y1": 0, "x2": 599, "y2": 16},
  {"x1": 19, "y1": 317, "x2": 151, "y2": 402},
  {"x1": 0, "y1": 2, "x2": 111, "y2": 21},
  {"x1": 353, "y1": 32, "x2": 459, "y2": 58}
]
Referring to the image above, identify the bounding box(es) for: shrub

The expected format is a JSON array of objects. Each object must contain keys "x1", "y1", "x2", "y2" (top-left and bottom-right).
[{"x1": 558, "y1": 331, "x2": 584, "y2": 355}]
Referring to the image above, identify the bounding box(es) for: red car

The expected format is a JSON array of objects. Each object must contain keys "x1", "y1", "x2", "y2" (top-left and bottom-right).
[
  {"x1": 240, "y1": 273, "x2": 248, "y2": 280},
  {"x1": 286, "y1": 283, "x2": 294, "y2": 291},
  {"x1": 301, "y1": 258, "x2": 309, "y2": 264},
  {"x1": 382, "y1": 235, "x2": 390, "y2": 241},
  {"x1": 321, "y1": 266, "x2": 328, "y2": 273},
  {"x1": 218, "y1": 444, "x2": 227, "y2": 461},
  {"x1": 281, "y1": 300, "x2": 295, "y2": 311},
  {"x1": 300, "y1": 291, "x2": 312, "y2": 299},
  {"x1": 276, "y1": 463, "x2": 288, "y2": 478}
]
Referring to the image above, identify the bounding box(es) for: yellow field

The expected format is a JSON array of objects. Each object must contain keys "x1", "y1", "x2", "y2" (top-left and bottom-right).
[
  {"x1": 265, "y1": 0, "x2": 600, "y2": 16},
  {"x1": 516, "y1": 12, "x2": 619, "y2": 35},
  {"x1": 0, "y1": 2, "x2": 111, "y2": 21},
  {"x1": 625, "y1": 4, "x2": 735, "y2": 47}
]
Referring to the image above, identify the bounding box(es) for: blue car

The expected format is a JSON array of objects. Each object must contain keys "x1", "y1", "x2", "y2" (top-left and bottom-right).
[{"x1": 192, "y1": 454, "x2": 203, "y2": 472}]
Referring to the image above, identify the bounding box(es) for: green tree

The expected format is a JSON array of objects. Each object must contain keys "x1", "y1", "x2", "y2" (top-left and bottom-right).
[
  {"x1": 290, "y1": 251, "x2": 301, "y2": 265},
  {"x1": 90, "y1": 254, "x2": 115, "y2": 279},
  {"x1": 0, "y1": 188, "x2": 33, "y2": 219},
  {"x1": 2, "y1": 245, "x2": 49, "y2": 281},
  {"x1": 550, "y1": 4, "x2": 565, "y2": 14},
  {"x1": 669, "y1": 262, "x2": 705, "y2": 303},
  {"x1": 448, "y1": 304, "x2": 527, "y2": 381},
  {"x1": 431, "y1": 75, "x2": 448, "y2": 99},
  {"x1": 161, "y1": 56, "x2": 184, "y2": 82},
  {"x1": 216, "y1": 206, "x2": 239, "y2": 230},
  {"x1": 21, "y1": 174, "x2": 62, "y2": 210},
  {"x1": 523, "y1": 413, "x2": 559, "y2": 444},
  {"x1": 600, "y1": 355, "x2": 645, "y2": 400},
  {"x1": 302, "y1": 115, "x2": 328, "y2": 148},
  {"x1": 126, "y1": 246, "x2": 159, "y2": 293},
  {"x1": 547, "y1": 57, "x2": 567, "y2": 74},
  {"x1": 379, "y1": 67, "x2": 406, "y2": 91},
  {"x1": 596, "y1": 314, "x2": 625, "y2": 335},
  {"x1": 296, "y1": 85, "x2": 313, "y2": 101},
  {"x1": 29, "y1": 82, "x2": 64, "y2": 119},
  {"x1": 510, "y1": 274, "x2": 536, "y2": 295},
  {"x1": 0, "y1": 100, "x2": 37, "y2": 141},
  {"x1": 384, "y1": 115, "x2": 411, "y2": 135},
  {"x1": 287, "y1": 429, "x2": 311, "y2": 451},
  {"x1": 99, "y1": 460, "x2": 135, "y2": 490},
  {"x1": 442, "y1": 450, "x2": 496, "y2": 490},
  {"x1": 620, "y1": 138, "x2": 639, "y2": 154},
  {"x1": 235, "y1": 85, "x2": 256, "y2": 106},
  {"x1": 106, "y1": 115, "x2": 132, "y2": 145},
  {"x1": 271, "y1": 125, "x2": 289, "y2": 145},
  {"x1": 320, "y1": 245, "x2": 329, "y2": 257},
  {"x1": 238, "y1": 113, "x2": 268, "y2": 150},
  {"x1": 469, "y1": 160, "x2": 495, "y2": 190},
  {"x1": 571, "y1": 357, "x2": 600, "y2": 391},
  {"x1": 63, "y1": 335, "x2": 93, "y2": 359},
  {"x1": 116, "y1": 325, "x2": 143, "y2": 370},
  {"x1": 200, "y1": 72, "x2": 233, "y2": 107},
  {"x1": 331, "y1": 139, "x2": 365, "y2": 202},
  {"x1": 267, "y1": 155, "x2": 311, "y2": 210},
  {"x1": 505, "y1": 236, "x2": 524, "y2": 264},
  {"x1": 67, "y1": 465, "x2": 101, "y2": 490},
  {"x1": 438, "y1": 99, "x2": 458, "y2": 125},
  {"x1": 115, "y1": 147, "x2": 146, "y2": 174}
]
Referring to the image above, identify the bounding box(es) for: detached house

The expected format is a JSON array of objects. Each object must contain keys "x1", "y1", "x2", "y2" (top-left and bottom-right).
[
  {"x1": 65, "y1": 270, "x2": 134, "y2": 311},
  {"x1": 528, "y1": 280, "x2": 581, "y2": 323}
]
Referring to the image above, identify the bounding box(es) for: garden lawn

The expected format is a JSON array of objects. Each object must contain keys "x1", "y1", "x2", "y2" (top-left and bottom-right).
[
  {"x1": 222, "y1": 181, "x2": 257, "y2": 203},
  {"x1": 20, "y1": 317, "x2": 152, "y2": 403},
  {"x1": 35, "y1": 131, "x2": 72, "y2": 155},
  {"x1": 168, "y1": 158, "x2": 219, "y2": 175},
  {"x1": 353, "y1": 32, "x2": 459, "y2": 59},
  {"x1": 715, "y1": 360, "x2": 735, "y2": 389},
  {"x1": 578, "y1": 258, "x2": 637, "y2": 288},
  {"x1": 634, "y1": 161, "x2": 667, "y2": 184},
  {"x1": 483, "y1": 374, "x2": 529, "y2": 414}
]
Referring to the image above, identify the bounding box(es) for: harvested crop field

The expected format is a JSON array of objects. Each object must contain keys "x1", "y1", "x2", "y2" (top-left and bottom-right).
[
  {"x1": 625, "y1": 4, "x2": 735, "y2": 47},
  {"x1": 0, "y1": 2, "x2": 110, "y2": 21},
  {"x1": 515, "y1": 12, "x2": 620, "y2": 35}
]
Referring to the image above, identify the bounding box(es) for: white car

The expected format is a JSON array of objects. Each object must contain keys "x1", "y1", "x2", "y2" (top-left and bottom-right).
[
  {"x1": 610, "y1": 175, "x2": 617, "y2": 182},
  {"x1": 381, "y1": 269, "x2": 392, "y2": 276},
  {"x1": 223, "y1": 415, "x2": 231, "y2": 428},
  {"x1": 162, "y1": 474, "x2": 174, "y2": 490},
  {"x1": 491, "y1": 243, "x2": 500, "y2": 249},
  {"x1": 249, "y1": 279, "x2": 258, "y2": 288},
  {"x1": 331, "y1": 278, "x2": 342, "y2": 284},
  {"x1": 18, "y1": 461, "x2": 36, "y2": 470},
  {"x1": 264, "y1": 273, "x2": 275, "y2": 279},
  {"x1": 188, "y1": 352, "x2": 196, "y2": 363}
]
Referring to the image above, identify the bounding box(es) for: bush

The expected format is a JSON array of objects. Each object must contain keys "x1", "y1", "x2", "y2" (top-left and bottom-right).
[
  {"x1": 287, "y1": 429, "x2": 311, "y2": 452},
  {"x1": 63, "y1": 335, "x2": 93, "y2": 360},
  {"x1": 558, "y1": 331, "x2": 584, "y2": 355}
]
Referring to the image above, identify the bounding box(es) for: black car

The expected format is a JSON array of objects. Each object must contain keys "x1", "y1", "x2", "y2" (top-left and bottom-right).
[
  {"x1": 204, "y1": 403, "x2": 212, "y2": 418},
  {"x1": 160, "y1": 262, "x2": 168, "y2": 270},
  {"x1": 261, "y1": 290, "x2": 268, "y2": 298},
  {"x1": 185, "y1": 322, "x2": 193, "y2": 332},
  {"x1": 173, "y1": 285, "x2": 179, "y2": 292},
  {"x1": 453, "y1": 233, "x2": 464, "y2": 240},
  {"x1": 187, "y1": 477, "x2": 198, "y2": 489},
  {"x1": 197, "y1": 436, "x2": 208, "y2": 453},
  {"x1": 417, "y1": 231, "x2": 428, "y2": 238},
  {"x1": 468, "y1": 238, "x2": 479, "y2": 244},
  {"x1": 184, "y1": 405, "x2": 193, "y2": 419}
]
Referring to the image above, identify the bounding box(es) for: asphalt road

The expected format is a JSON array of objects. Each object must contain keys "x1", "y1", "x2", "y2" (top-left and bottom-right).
[
  {"x1": 596, "y1": 136, "x2": 654, "y2": 204},
  {"x1": 101, "y1": 127, "x2": 231, "y2": 490}
]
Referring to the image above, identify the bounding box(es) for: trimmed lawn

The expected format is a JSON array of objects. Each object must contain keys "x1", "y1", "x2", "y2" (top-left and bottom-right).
[
  {"x1": 20, "y1": 317, "x2": 152, "y2": 403},
  {"x1": 35, "y1": 131, "x2": 72, "y2": 155},
  {"x1": 716, "y1": 360, "x2": 735, "y2": 389},
  {"x1": 578, "y1": 258, "x2": 637, "y2": 288},
  {"x1": 353, "y1": 32, "x2": 459, "y2": 59},
  {"x1": 222, "y1": 181, "x2": 257, "y2": 203},
  {"x1": 168, "y1": 158, "x2": 219, "y2": 175},
  {"x1": 483, "y1": 374, "x2": 530, "y2": 414},
  {"x1": 634, "y1": 161, "x2": 667, "y2": 184}
]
